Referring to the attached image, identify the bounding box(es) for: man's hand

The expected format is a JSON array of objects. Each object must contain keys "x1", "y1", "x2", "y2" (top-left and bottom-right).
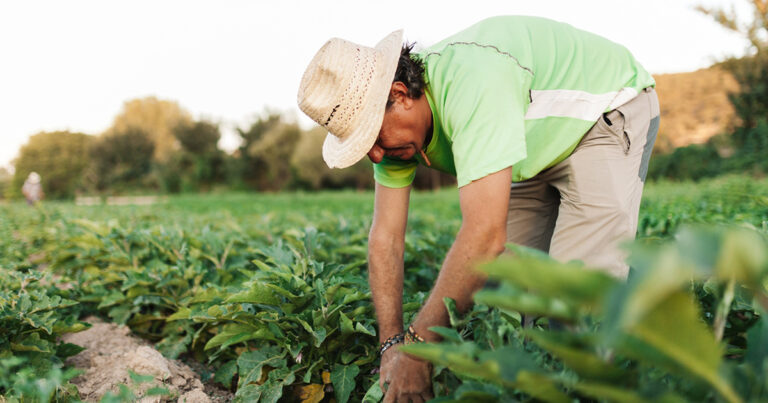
[
  {"x1": 381, "y1": 349, "x2": 433, "y2": 403},
  {"x1": 379, "y1": 347, "x2": 398, "y2": 391}
]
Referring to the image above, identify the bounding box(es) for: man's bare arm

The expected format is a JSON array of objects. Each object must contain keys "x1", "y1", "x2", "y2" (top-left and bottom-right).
[
  {"x1": 368, "y1": 182, "x2": 411, "y2": 342},
  {"x1": 412, "y1": 167, "x2": 512, "y2": 341},
  {"x1": 382, "y1": 168, "x2": 512, "y2": 402}
]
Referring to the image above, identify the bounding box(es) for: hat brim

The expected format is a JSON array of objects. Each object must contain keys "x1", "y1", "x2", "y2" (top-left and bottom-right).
[{"x1": 321, "y1": 29, "x2": 403, "y2": 169}]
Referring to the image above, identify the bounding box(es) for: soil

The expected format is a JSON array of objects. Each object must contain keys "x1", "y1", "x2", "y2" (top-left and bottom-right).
[{"x1": 61, "y1": 317, "x2": 234, "y2": 402}]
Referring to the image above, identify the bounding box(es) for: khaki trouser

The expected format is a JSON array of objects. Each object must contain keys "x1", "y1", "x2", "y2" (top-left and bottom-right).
[{"x1": 506, "y1": 87, "x2": 660, "y2": 279}]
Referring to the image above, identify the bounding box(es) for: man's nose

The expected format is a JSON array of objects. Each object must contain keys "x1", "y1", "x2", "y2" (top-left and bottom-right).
[{"x1": 367, "y1": 144, "x2": 384, "y2": 163}]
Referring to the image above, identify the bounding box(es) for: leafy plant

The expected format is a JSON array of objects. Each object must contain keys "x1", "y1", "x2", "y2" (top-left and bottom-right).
[
  {"x1": 0, "y1": 270, "x2": 89, "y2": 401},
  {"x1": 403, "y1": 226, "x2": 768, "y2": 402},
  {"x1": 1, "y1": 178, "x2": 766, "y2": 401}
]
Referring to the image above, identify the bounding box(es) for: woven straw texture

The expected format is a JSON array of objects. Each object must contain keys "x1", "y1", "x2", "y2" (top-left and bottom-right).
[{"x1": 297, "y1": 30, "x2": 403, "y2": 168}]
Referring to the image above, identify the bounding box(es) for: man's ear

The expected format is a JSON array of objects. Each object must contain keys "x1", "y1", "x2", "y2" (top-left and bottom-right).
[{"x1": 389, "y1": 82, "x2": 410, "y2": 107}]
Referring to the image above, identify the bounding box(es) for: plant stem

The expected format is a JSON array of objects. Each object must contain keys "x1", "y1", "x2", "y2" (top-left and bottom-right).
[{"x1": 713, "y1": 278, "x2": 736, "y2": 342}]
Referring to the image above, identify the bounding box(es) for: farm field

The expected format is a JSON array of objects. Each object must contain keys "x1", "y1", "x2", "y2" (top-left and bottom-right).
[{"x1": 2, "y1": 174, "x2": 768, "y2": 402}]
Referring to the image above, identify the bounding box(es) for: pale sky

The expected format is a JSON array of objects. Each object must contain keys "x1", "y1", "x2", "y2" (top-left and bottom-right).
[{"x1": 0, "y1": 0, "x2": 752, "y2": 171}]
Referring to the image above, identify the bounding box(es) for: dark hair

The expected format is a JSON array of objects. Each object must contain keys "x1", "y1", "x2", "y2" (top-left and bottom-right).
[{"x1": 387, "y1": 42, "x2": 427, "y2": 108}]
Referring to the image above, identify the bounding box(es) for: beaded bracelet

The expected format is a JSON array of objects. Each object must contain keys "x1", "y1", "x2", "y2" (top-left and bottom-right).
[
  {"x1": 404, "y1": 325, "x2": 425, "y2": 345},
  {"x1": 379, "y1": 332, "x2": 404, "y2": 355}
]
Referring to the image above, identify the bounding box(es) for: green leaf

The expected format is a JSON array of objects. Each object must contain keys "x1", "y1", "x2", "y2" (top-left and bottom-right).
[
  {"x1": 144, "y1": 386, "x2": 171, "y2": 397},
  {"x1": 400, "y1": 343, "x2": 539, "y2": 386},
  {"x1": 56, "y1": 342, "x2": 86, "y2": 359},
  {"x1": 204, "y1": 325, "x2": 262, "y2": 351},
  {"x1": 166, "y1": 307, "x2": 191, "y2": 321},
  {"x1": 745, "y1": 315, "x2": 768, "y2": 374},
  {"x1": 480, "y1": 245, "x2": 618, "y2": 307},
  {"x1": 312, "y1": 327, "x2": 327, "y2": 347},
  {"x1": 259, "y1": 380, "x2": 284, "y2": 403},
  {"x1": 570, "y1": 381, "x2": 648, "y2": 403},
  {"x1": 513, "y1": 371, "x2": 570, "y2": 403},
  {"x1": 207, "y1": 305, "x2": 225, "y2": 317},
  {"x1": 11, "y1": 333, "x2": 52, "y2": 353},
  {"x1": 427, "y1": 326, "x2": 463, "y2": 343},
  {"x1": 52, "y1": 321, "x2": 90, "y2": 334},
  {"x1": 715, "y1": 229, "x2": 768, "y2": 287},
  {"x1": 331, "y1": 364, "x2": 360, "y2": 403},
  {"x1": 354, "y1": 322, "x2": 375, "y2": 336},
  {"x1": 622, "y1": 291, "x2": 740, "y2": 403},
  {"x1": 452, "y1": 381, "x2": 503, "y2": 401},
  {"x1": 156, "y1": 332, "x2": 192, "y2": 359},
  {"x1": 620, "y1": 245, "x2": 695, "y2": 328},
  {"x1": 108, "y1": 305, "x2": 132, "y2": 324},
  {"x1": 443, "y1": 297, "x2": 464, "y2": 328},
  {"x1": 362, "y1": 376, "x2": 384, "y2": 403},
  {"x1": 128, "y1": 369, "x2": 155, "y2": 384},
  {"x1": 238, "y1": 347, "x2": 287, "y2": 386},
  {"x1": 226, "y1": 281, "x2": 280, "y2": 305},
  {"x1": 524, "y1": 330, "x2": 627, "y2": 381},
  {"x1": 213, "y1": 360, "x2": 237, "y2": 388},
  {"x1": 233, "y1": 384, "x2": 261, "y2": 402},
  {"x1": 260, "y1": 367, "x2": 296, "y2": 403},
  {"x1": 474, "y1": 285, "x2": 576, "y2": 320},
  {"x1": 339, "y1": 311, "x2": 354, "y2": 335},
  {"x1": 341, "y1": 290, "x2": 369, "y2": 305}
]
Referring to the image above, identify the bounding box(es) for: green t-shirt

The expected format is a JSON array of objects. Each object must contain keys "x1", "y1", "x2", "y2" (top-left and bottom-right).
[{"x1": 374, "y1": 16, "x2": 656, "y2": 188}]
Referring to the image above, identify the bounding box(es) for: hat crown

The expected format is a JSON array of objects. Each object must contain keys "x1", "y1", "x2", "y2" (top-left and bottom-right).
[
  {"x1": 298, "y1": 38, "x2": 380, "y2": 140},
  {"x1": 297, "y1": 29, "x2": 402, "y2": 168}
]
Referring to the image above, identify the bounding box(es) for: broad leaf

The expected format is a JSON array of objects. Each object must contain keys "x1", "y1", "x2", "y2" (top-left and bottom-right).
[
  {"x1": 623, "y1": 291, "x2": 739, "y2": 403},
  {"x1": 331, "y1": 364, "x2": 360, "y2": 403},
  {"x1": 480, "y1": 245, "x2": 617, "y2": 307},
  {"x1": 213, "y1": 360, "x2": 237, "y2": 388},
  {"x1": 474, "y1": 285, "x2": 577, "y2": 320},
  {"x1": 524, "y1": 330, "x2": 627, "y2": 381},
  {"x1": 298, "y1": 383, "x2": 324, "y2": 403},
  {"x1": 226, "y1": 281, "x2": 280, "y2": 305}
]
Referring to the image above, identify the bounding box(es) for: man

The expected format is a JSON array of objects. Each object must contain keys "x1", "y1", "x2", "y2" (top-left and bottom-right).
[
  {"x1": 298, "y1": 16, "x2": 659, "y2": 402},
  {"x1": 22, "y1": 172, "x2": 44, "y2": 205}
]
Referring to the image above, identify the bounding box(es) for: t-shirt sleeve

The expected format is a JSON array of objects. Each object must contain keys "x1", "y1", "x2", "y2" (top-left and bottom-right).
[
  {"x1": 373, "y1": 157, "x2": 418, "y2": 188},
  {"x1": 440, "y1": 46, "x2": 531, "y2": 187}
]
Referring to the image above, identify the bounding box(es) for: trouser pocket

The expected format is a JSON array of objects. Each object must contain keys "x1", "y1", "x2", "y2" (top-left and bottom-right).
[{"x1": 602, "y1": 108, "x2": 630, "y2": 155}]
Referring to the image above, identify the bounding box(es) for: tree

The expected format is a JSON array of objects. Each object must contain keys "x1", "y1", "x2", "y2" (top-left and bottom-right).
[
  {"x1": 697, "y1": 1, "x2": 768, "y2": 55},
  {"x1": 87, "y1": 127, "x2": 155, "y2": 192},
  {"x1": 9, "y1": 131, "x2": 93, "y2": 199},
  {"x1": 0, "y1": 167, "x2": 13, "y2": 200},
  {"x1": 236, "y1": 113, "x2": 301, "y2": 191},
  {"x1": 290, "y1": 125, "x2": 375, "y2": 190},
  {"x1": 173, "y1": 120, "x2": 220, "y2": 155},
  {"x1": 698, "y1": 1, "x2": 768, "y2": 131},
  {"x1": 159, "y1": 120, "x2": 226, "y2": 192},
  {"x1": 698, "y1": 1, "x2": 768, "y2": 171},
  {"x1": 106, "y1": 97, "x2": 192, "y2": 162}
]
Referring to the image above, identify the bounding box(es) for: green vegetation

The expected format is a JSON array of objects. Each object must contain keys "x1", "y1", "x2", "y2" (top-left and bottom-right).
[
  {"x1": 649, "y1": 0, "x2": 768, "y2": 181},
  {"x1": 0, "y1": 175, "x2": 767, "y2": 401}
]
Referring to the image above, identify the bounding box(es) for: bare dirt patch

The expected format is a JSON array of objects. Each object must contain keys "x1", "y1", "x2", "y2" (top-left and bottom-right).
[{"x1": 61, "y1": 317, "x2": 233, "y2": 402}]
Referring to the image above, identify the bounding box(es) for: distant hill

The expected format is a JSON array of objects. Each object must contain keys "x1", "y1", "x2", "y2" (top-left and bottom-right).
[{"x1": 652, "y1": 67, "x2": 739, "y2": 153}]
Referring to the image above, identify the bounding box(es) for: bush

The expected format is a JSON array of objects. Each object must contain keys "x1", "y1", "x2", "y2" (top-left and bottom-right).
[
  {"x1": 87, "y1": 127, "x2": 156, "y2": 193},
  {"x1": 724, "y1": 119, "x2": 768, "y2": 172},
  {"x1": 9, "y1": 131, "x2": 93, "y2": 200},
  {"x1": 646, "y1": 142, "x2": 722, "y2": 181},
  {"x1": 157, "y1": 120, "x2": 227, "y2": 193}
]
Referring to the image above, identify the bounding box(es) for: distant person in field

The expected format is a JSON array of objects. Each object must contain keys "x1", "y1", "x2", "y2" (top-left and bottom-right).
[
  {"x1": 22, "y1": 171, "x2": 44, "y2": 205},
  {"x1": 298, "y1": 16, "x2": 659, "y2": 402}
]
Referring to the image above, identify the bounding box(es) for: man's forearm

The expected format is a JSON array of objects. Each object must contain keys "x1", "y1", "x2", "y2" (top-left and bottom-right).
[
  {"x1": 368, "y1": 238, "x2": 406, "y2": 342},
  {"x1": 411, "y1": 226, "x2": 505, "y2": 342}
]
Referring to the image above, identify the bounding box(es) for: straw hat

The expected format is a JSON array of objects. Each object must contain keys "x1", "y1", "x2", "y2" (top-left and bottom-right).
[
  {"x1": 297, "y1": 30, "x2": 403, "y2": 168},
  {"x1": 27, "y1": 172, "x2": 41, "y2": 184}
]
